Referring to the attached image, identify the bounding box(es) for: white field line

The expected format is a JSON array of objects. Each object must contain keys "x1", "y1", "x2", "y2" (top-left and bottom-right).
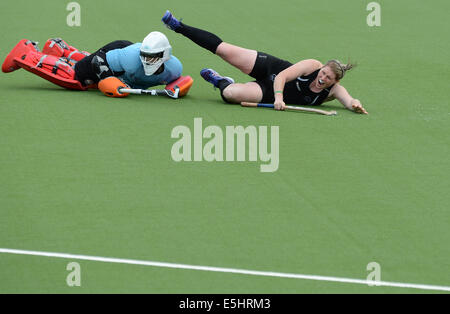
[{"x1": 0, "y1": 248, "x2": 449, "y2": 292}]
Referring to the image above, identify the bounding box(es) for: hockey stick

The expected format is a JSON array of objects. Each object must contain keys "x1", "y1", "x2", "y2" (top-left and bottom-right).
[
  {"x1": 119, "y1": 86, "x2": 180, "y2": 99},
  {"x1": 241, "y1": 102, "x2": 337, "y2": 116}
]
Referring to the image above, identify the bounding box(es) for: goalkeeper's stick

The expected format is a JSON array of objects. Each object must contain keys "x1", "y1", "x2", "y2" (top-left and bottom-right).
[{"x1": 119, "y1": 86, "x2": 180, "y2": 99}]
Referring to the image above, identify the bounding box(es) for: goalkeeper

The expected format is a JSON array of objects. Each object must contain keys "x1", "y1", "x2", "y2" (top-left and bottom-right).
[{"x1": 2, "y1": 32, "x2": 192, "y2": 97}]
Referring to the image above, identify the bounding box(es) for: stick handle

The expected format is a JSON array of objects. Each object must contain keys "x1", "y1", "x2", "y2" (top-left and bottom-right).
[
  {"x1": 119, "y1": 88, "x2": 145, "y2": 95},
  {"x1": 240, "y1": 102, "x2": 337, "y2": 115},
  {"x1": 241, "y1": 102, "x2": 274, "y2": 108}
]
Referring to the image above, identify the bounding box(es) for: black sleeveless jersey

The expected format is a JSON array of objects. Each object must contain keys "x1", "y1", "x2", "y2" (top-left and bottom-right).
[{"x1": 283, "y1": 69, "x2": 334, "y2": 106}]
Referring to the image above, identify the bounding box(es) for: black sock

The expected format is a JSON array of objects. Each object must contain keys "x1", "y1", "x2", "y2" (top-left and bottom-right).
[
  {"x1": 217, "y1": 79, "x2": 232, "y2": 92},
  {"x1": 176, "y1": 23, "x2": 223, "y2": 54}
]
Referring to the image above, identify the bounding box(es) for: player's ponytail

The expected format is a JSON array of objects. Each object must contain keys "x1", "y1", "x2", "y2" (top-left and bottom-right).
[{"x1": 326, "y1": 59, "x2": 356, "y2": 80}]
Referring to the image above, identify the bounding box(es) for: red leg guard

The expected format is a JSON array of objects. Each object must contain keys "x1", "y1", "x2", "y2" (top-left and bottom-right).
[
  {"x1": 2, "y1": 39, "x2": 39, "y2": 73},
  {"x1": 42, "y1": 38, "x2": 90, "y2": 63},
  {"x1": 165, "y1": 75, "x2": 194, "y2": 97},
  {"x1": 8, "y1": 48, "x2": 87, "y2": 90}
]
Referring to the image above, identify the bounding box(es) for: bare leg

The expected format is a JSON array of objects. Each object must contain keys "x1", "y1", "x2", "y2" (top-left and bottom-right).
[
  {"x1": 222, "y1": 82, "x2": 263, "y2": 103},
  {"x1": 214, "y1": 44, "x2": 262, "y2": 103},
  {"x1": 170, "y1": 21, "x2": 262, "y2": 102},
  {"x1": 215, "y1": 43, "x2": 257, "y2": 75},
  {"x1": 171, "y1": 20, "x2": 258, "y2": 76}
]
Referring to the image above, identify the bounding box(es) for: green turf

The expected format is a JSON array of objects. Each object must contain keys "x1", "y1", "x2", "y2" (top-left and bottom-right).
[{"x1": 1, "y1": 0, "x2": 449, "y2": 294}]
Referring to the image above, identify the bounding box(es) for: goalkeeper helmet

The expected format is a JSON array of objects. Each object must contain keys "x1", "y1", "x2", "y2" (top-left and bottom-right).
[{"x1": 140, "y1": 31, "x2": 172, "y2": 76}]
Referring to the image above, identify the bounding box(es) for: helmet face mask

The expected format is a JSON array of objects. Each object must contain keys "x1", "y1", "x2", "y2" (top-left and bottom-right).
[
  {"x1": 140, "y1": 32, "x2": 172, "y2": 76},
  {"x1": 140, "y1": 51, "x2": 164, "y2": 64},
  {"x1": 140, "y1": 51, "x2": 165, "y2": 75}
]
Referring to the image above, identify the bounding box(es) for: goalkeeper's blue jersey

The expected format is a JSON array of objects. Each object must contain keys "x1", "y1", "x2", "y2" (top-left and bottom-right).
[{"x1": 106, "y1": 43, "x2": 182, "y2": 89}]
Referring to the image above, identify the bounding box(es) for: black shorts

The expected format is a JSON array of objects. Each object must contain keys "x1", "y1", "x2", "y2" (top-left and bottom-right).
[
  {"x1": 249, "y1": 52, "x2": 293, "y2": 103},
  {"x1": 74, "y1": 40, "x2": 133, "y2": 86}
]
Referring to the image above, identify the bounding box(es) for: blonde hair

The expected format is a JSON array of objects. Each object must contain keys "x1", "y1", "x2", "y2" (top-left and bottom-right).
[{"x1": 325, "y1": 59, "x2": 356, "y2": 80}]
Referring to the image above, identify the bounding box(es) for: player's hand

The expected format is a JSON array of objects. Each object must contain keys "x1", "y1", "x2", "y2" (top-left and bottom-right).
[
  {"x1": 274, "y1": 100, "x2": 286, "y2": 111},
  {"x1": 352, "y1": 102, "x2": 368, "y2": 114}
]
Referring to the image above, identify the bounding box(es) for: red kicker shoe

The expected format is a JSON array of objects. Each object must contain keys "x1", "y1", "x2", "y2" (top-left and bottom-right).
[{"x1": 2, "y1": 39, "x2": 40, "y2": 73}]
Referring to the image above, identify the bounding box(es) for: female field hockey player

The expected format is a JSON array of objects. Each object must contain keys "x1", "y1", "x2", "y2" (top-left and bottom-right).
[
  {"x1": 161, "y1": 11, "x2": 368, "y2": 114},
  {"x1": 2, "y1": 32, "x2": 192, "y2": 97}
]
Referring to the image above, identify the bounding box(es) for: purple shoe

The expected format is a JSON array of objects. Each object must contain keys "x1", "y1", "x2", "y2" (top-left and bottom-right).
[
  {"x1": 162, "y1": 10, "x2": 181, "y2": 31},
  {"x1": 200, "y1": 68, "x2": 234, "y2": 88}
]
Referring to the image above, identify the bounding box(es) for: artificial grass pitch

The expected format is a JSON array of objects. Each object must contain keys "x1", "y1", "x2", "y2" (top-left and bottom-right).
[{"x1": 0, "y1": 0, "x2": 449, "y2": 293}]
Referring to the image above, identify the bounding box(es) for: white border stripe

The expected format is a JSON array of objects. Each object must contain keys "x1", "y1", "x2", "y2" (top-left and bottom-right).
[{"x1": 1, "y1": 248, "x2": 449, "y2": 292}]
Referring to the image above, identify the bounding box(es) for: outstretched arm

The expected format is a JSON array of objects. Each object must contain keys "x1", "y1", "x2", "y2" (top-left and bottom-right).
[
  {"x1": 331, "y1": 84, "x2": 368, "y2": 114},
  {"x1": 273, "y1": 59, "x2": 322, "y2": 110}
]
